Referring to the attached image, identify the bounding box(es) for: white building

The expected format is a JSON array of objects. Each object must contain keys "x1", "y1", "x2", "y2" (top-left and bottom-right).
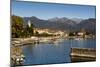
[
  {"x1": 77, "y1": 32, "x2": 84, "y2": 36},
  {"x1": 28, "y1": 20, "x2": 31, "y2": 27}
]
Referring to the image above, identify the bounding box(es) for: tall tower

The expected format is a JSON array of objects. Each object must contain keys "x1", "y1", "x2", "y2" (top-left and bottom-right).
[{"x1": 28, "y1": 20, "x2": 31, "y2": 27}]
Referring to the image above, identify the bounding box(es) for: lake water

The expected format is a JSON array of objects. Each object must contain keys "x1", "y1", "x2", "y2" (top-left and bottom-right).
[{"x1": 22, "y1": 38, "x2": 96, "y2": 65}]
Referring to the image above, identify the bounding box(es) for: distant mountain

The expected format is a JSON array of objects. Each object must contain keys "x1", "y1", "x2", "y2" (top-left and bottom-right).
[
  {"x1": 23, "y1": 16, "x2": 96, "y2": 33},
  {"x1": 76, "y1": 18, "x2": 96, "y2": 33},
  {"x1": 48, "y1": 17, "x2": 60, "y2": 22},
  {"x1": 48, "y1": 17, "x2": 77, "y2": 25},
  {"x1": 24, "y1": 16, "x2": 77, "y2": 32},
  {"x1": 71, "y1": 18, "x2": 83, "y2": 24}
]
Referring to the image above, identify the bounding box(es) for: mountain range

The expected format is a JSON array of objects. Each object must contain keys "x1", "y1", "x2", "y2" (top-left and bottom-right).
[{"x1": 23, "y1": 16, "x2": 96, "y2": 33}]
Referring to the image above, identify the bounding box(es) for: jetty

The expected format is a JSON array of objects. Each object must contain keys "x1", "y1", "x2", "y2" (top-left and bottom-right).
[{"x1": 71, "y1": 48, "x2": 96, "y2": 62}]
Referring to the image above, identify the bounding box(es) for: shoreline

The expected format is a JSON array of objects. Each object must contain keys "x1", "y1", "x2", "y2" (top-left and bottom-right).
[
  {"x1": 11, "y1": 37, "x2": 96, "y2": 66},
  {"x1": 11, "y1": 36, "x2": 95, "y2": 46}
]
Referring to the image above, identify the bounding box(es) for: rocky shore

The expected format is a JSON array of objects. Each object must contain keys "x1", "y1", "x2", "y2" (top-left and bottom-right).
[{"x1": 11, "y1": 46, "x2": 25, "y2": 67}]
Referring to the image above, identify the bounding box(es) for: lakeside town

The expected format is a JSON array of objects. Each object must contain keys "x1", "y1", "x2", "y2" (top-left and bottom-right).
[
  {"x1": 11, "y1": 19, "x2": 96, "y2": 66},
  {"x1": 11, "y1": 1, "x2": 96, "y2": 66},
  {"x1": 12, "y1": 20, "x2": 95, "y2": 46}
]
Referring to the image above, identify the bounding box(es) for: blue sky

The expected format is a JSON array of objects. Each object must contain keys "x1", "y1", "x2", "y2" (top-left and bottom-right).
[{"x1": 12, "y1": 1, "x2": 96, "y2": 20}]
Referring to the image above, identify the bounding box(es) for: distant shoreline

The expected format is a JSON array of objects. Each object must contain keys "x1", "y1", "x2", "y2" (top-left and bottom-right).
[{"x1": 11, "y1": 35, "x2": 95, "y2": 47}]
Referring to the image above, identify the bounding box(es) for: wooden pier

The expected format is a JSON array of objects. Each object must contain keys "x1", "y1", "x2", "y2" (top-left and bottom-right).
[{"x1": 71, "y1": 48, "x2": 96, "y2": 62}]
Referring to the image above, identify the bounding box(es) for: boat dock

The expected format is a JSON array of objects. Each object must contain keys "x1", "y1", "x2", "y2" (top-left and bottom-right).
[{"x1": 70, "y1": 48, "x2": 96, "y2": 62}]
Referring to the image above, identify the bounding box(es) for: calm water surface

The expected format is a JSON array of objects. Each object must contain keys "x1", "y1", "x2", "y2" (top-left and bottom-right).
[{"x1": 22, "y1": 38, "x2": 96, "y2": 65}]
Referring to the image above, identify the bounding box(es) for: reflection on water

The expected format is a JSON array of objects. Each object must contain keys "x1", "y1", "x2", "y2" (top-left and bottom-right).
[
  {"x1": 71, "y1": 39, "x2": 96, "y2": 48},
  {"x1": 22, "y1": 38, "x2": 96, "y2": 65}
]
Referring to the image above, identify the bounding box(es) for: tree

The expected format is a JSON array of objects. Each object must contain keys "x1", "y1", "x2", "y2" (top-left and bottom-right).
[
  {"x1": 11, "y1": 15, "x2": 24, "y2": 38},
  {"x1": 68, "y1": 32, "x2": 75, "y2": 36},
  {"x1": 12, "y1": 15, "x2": 36, "y2": 38}
]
